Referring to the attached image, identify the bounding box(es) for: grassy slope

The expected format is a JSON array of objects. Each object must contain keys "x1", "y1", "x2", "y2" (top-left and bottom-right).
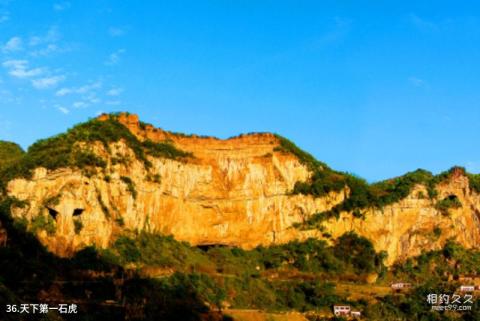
[
  {"x1": 0, "y1": 141, "x2": 24, "y2": 171},
  {"x1": 0, "y1": 115, "x2": 192, "y2": 192}
]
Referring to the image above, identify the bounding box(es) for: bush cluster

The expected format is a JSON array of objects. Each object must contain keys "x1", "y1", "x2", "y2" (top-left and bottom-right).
[
  {"x1": 435, "y1": 195, "x2": 462, "y2": 216},
  {"x1": 0, "y1": 116, "x2": 192, "y2": 192},
  {"x1": 0, "y1": 141, "x2": 24, "y2": 171},
  {"x1": 105, "y1": 231, "x2": 385, "y2": 278},
  {"x1": 297, "y1": 165, "x2": 473, "y2": 228},
  {"x1": 120, "y1": 176, "x2": 138, "y2": 199}
]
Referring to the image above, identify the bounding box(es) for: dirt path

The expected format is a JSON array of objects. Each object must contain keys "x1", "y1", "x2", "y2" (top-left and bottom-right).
[{"x1": 224, "y1": 309, "x2": 309, "y2": 321}]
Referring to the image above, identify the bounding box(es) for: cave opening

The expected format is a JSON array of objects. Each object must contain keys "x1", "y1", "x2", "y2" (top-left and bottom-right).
[
  {"x1": 47, "y1": 208, "x2": 58, "y2": 219},
  {"x1": 73, "y1": 208, "x2": 84, "y2": 216},
  {"x1": 196, "y1": 244, "x2": 230, "y2": 252}
]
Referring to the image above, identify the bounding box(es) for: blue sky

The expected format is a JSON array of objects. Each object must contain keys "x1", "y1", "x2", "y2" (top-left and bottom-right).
[{"x1": 0, "y1": 1, "x2": 479, "y2": 181}]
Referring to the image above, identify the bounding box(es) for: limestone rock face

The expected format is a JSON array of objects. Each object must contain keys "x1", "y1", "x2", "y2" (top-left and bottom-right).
[
  {"x1": 7, "y1": 115, "x2": 344, "y2": 256},
  {"x1": 6, "y1": 114, "x2": 480, "y2": 265},
  {"x1": 323, "y1": 170, "x2": 480, "y2": 265}
]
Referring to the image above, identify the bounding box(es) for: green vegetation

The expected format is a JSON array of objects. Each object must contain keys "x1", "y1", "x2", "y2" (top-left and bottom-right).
[
  {"x1": 146, "y1": 173, "x2": 161, "y2": 183},
  {"x1": 274, "y1": 135, "x2": 349, "y2": 199},
  {"x1": 115, "y1": 216, "x2": 125, "y2": 226},
  {"x1": 392, "y1": 239, "x2": 480, "y2": 282},
  {"x1": 104, "y1": 232, "x2": 361, "y2": 312},
  {"x1": 275, "y1": 132, "x2": 455, "y2": 226},
  {"x1": 433, "y1": 226, "x2": 442, "y2": 238},
  {"x1": 274, "y1": 135, "x2": 329, "y2": 172},
  {"x1": 120, "y1": 176, "x2": 137, "y2": 199},
  {"x1": 299, "y1": 169, "x2": 436, "y2": 227},
  {"x1": 435, "y1": 195, "x2": 462, "y2": 216},
  {"x1": 142, "y1": 139, "x2": 192, "y2": 159},
  {"x1": 294, "y1": 163, "x2": 473, "y2": 228},
  {"x1": 73, "y1": 219, "x2": 83, "y2": 234},
  {"x1": 0, "y1": 115, "x2": 192, "y2": 192},
  {"x1": 104, "y1": 231, "x2": 385, "y2": 278},
  {"x1": 97, "y1": 193, "x2": 110, "y2": 218},
  {"x1": 43, "y1": 194, "x2": 61, "y2": 207},
  {"x1": 105, "y1": 233, "x2": 211, "y2": 270},
  {"x1": 30, "y1": 214, "x2": 56, "y2": 235},
  {"x1": 0, "y1": 141, "x2": 24, "y2": 171},
  {"x1": 468, "y1": 173, "x2": 480, "y2": 193}
]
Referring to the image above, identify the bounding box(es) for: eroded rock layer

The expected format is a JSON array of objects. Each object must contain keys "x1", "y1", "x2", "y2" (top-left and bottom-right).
[{"x1": 6, "y1": 114, "x2": 480, "y2": 265}]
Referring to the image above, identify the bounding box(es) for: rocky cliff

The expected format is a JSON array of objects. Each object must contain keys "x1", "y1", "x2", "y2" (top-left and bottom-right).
[{"x1": 5, "y1": 113, "x2": 480, "y2": 265}]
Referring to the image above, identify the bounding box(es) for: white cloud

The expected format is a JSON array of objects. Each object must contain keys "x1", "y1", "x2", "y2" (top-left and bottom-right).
[
  {"x1": 408, "y1": 76, "x2": 426, "y2": 87},
  {"x1": 29, "y1": 26, "x2": 60, "y2": 46},
  {"x1": 106, "y1": 100, "x2": 121, "y2": 106},
  {"x1": 55, "y1": 88, "x2": 71, "y2": 96},
  {"x1": 3, "y1": 59, "x2": 27, "y2": 70},
  {"x1": 105, "y1": 49, "x2": 125, "y2": 65},
  {"x1": 30, "y1": 44, "x2": 62, "y2": 57},
  {"x1": 108, "y1": 27, "x2": 125, "y2": 37},
  {"x1": 106, "y1": 87, "x2": 123, "y2": 96},
  {"x1": 31, "y1": 75, "x2": 65, "y2": 89},
  {"x1": 85, "y1": 93, "x2": 101, "y2": 104},
  {"x1": 2, "y1": 36, "x2": 22, "y2": 52},
  {"x1": 55, "y1": 81, "x2": 102, "y2": 96},
  {"x1": 2, "y1": 59, "x2": 44, "y2": 78},
  {"x1": 53, "y1": 2, "x2": 70, "y2": 12},
  {"x1": 0, "y1": 12, "x2": 9, "y2": 23},
  {"x1": 73, "y1": 101, "x2": 88, "y2": 108},
  {"x1": 58, "y1": 106, "x2": 69, "y2": 114}
]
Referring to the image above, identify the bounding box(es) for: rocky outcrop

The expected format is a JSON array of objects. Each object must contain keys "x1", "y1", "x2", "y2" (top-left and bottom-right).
[
  {"x1": 323, "y1": 170, "x2": 480, "y2": 265},
  {"x1": 5, "y1": 114, "x2": 480, "y2": 265}
]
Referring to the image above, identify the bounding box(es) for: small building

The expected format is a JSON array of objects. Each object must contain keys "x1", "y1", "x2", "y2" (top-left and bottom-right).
[
  {"x1": 457, "y1": 274, "x2": 480, "y2": 286},
  {"x1": 333, "y1": 305, "x2": 351, "y2": 316},
  {"x1": 351, "y1": 310, "x2": 362, "y2": 318},
  {"x1": 458, "y1": 275, "x2": 473, "y2": 283},
  {"x1": 391, "y1": 282, "x2": 412, "y2": 291},
  {"x1": 459, "y1": 285, "x2": 475, "y2": 292}
]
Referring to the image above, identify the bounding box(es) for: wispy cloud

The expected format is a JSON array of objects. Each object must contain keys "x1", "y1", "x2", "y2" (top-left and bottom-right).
[
  {"x1": 2, "y1": 36, "x2": 23, "y2": 52},
  {"x1": 2, "y1": 59, "x2": 65, "y2": 89},
  {"x1": 25, "y1": 26, "x2": 68, "y2": 58},
  {"x1": 408, "y1": 76, "x2": 427, "y2": 88},
  {"x1": 409, "y1": 14, "x2": 438, "y2": 32},
  {"x1": 55, "y1": 81, "x2": 102, "y2": 96},
  {"x1": 53, "y1": 2, "x2": 70, "y2": 12},
  {"x1": 105, "y1": 49, "x2": 125, "y2": 65},
  {"x1": 106, "y1": 87, "x2": 123, "y2": 96},
  {"x1": 57, "y1": 106, "x2": 69, "y2": 114},
  {"x1": 0, "y1": 12, "x2": 9, "y2": 23},
  {"x1": 106, "y1": 100, "x2": 121, "y2": 106},
  {"x1": 72, "y1": 101, "x2": 88, "y2": 108},
  {"x1": 31, "y1": 75, "x2": 65, "y2": 89},
  {"x1": 85, "y1": 93, "x2": 101, "y2": 104},
  {"x1": 108, "y1": 27, "x2": 125, "y2": 37},
  {"x1": 2, "y1": 60, "x2": 44, "y2": 78},
  {"x1": 30, "y1": 43, "x2": 67, "y2": 57},
  {"x1": 29, "y1": 26, "x2": 60, "y2": 47}
]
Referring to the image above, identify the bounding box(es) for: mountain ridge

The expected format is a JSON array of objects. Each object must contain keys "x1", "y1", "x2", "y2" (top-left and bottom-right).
[{"x1": 1, "y1": 112, "x2": 480, "y2": 266}]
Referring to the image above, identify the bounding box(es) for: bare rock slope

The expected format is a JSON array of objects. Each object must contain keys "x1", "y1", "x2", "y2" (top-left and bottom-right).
[{"x1": 6, "y1": 113, "x2": 480, "y2": 265}]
